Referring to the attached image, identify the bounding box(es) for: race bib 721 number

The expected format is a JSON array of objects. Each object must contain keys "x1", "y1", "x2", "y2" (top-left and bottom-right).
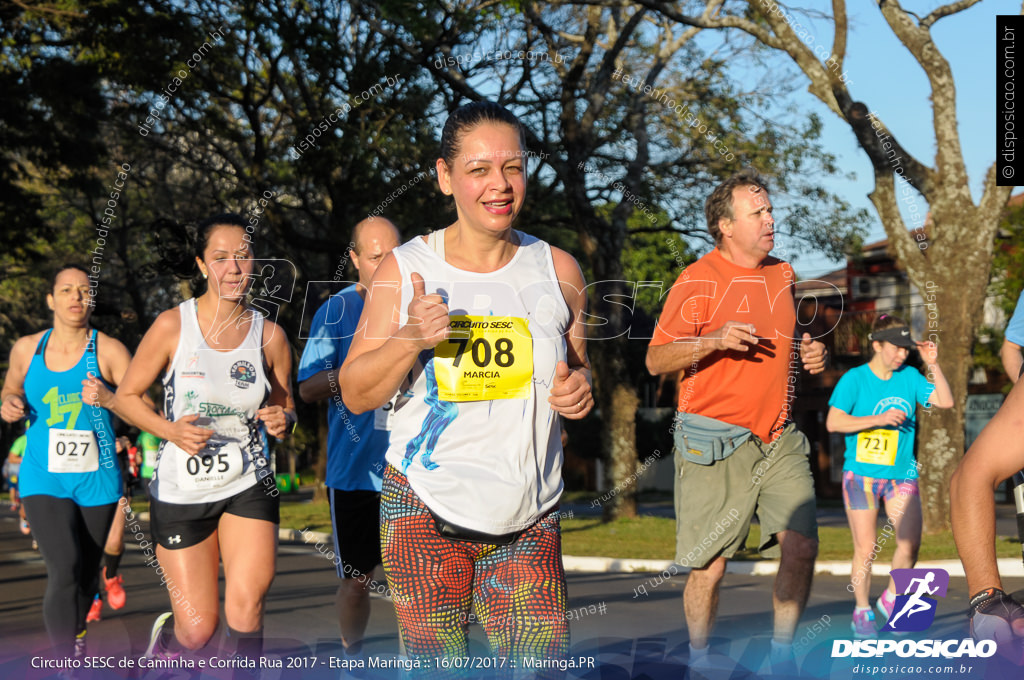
[
  {"x1": 855, "y1": 428, "x2": 899, "y2": 466},
  {"x1": 434, "y1": 316, "x2": 532, "y2": 401}
]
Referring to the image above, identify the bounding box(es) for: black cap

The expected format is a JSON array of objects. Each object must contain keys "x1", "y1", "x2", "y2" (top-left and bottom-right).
[{"x1": 870, "y1": 325, "x2": 916, "y2": 349}]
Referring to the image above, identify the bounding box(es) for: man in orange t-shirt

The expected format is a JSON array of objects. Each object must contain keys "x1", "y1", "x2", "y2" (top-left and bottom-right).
[{"x1": 646, "y1": 169, "x2": 827, "y2": 674}]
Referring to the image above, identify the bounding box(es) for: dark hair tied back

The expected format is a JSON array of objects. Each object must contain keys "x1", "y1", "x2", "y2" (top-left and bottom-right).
[
  {"x1": 154, "y1": 214, "x2": 249, "y2": 297},
  {"x1": 439, "y1": 101, "x2": 528, "y2": 168}
]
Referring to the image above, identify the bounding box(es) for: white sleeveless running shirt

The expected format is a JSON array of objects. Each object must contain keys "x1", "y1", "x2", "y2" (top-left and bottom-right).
[
  {"x1": 152, "y1": 299, "x2": 271, "y2": 504},
  {"x1": 386, "y1": 229, "x2": 571, "y2": 534}
]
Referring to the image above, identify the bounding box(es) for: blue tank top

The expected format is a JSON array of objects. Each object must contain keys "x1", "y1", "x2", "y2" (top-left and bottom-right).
[{"x1": 19, "y1": 329, "x2": 121, "y2": 505}]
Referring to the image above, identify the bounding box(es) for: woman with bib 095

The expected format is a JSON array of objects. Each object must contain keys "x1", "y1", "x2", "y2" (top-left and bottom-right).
[
  {"x1": 112, "y1": 214, "x2": 295, "y2": 663},
  {"x1": 826, "y1": 314, "x2": 953, "y2": 637},
  {"x1": 1, "y1": 265, "x2": 134, "y2": 659},
  {"x1": 340, "y1": 102, "x2": 592, "y2": 676}
]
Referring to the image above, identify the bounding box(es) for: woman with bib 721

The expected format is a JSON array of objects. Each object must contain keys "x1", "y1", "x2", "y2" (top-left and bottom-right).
[{"x1": 827, "y1": 314, "x2": 953, "y2": 637}]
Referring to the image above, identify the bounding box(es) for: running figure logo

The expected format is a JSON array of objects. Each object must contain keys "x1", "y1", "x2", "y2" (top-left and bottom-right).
[
  {"x1": 884, "y1": 568, "x2": 950, "y2": 632},
  {"x1": 402, "y1": 359, "x2": 456, "y2": 472}
]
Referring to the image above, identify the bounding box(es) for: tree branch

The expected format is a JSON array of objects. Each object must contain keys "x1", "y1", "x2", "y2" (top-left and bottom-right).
[
  {"x1": 921, "y1": 0, "x2": 983, "y2": 28},
  {"x1": 877, "y1": 0, "x2": 968, "y2": 193}
]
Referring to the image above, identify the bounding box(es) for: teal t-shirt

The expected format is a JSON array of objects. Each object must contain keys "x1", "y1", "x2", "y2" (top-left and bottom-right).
[{"x1": 828, "y1": 363, "x2": 934, "y2": 480}]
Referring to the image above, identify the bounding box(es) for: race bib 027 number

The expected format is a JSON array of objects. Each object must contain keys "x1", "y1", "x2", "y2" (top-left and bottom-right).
[
  {"x1": 434, "y1": 316, "x2": 532, "y2": 402},
  {"x1": 48, "y1": 429, "x2": 99, "y2": 473},
  {"x1": 855, "y1": 428, "x2": 899, "y2": 466}
]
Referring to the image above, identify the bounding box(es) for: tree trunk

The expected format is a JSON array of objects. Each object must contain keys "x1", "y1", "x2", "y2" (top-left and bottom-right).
[
  {"x1": 903, "y1": 204, "x2": 996, "y2": 533},
  {"x1": 586, "y1": 215, "x2": 640, "y2": 521},
  {"x1": 915, "y1": 282, "x2": 971, "y2": 533}
]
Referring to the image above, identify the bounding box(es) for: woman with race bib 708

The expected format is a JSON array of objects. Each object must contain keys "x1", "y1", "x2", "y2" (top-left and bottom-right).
[
  {"x1": 826, "y1": 314, "x2": 953, "y2": 638},
  {"x1": 113, "y1": 214, "x2": 295, "y2": 663},
  {"x1": 340, "y1": 101, "x2": 592, "y2": 675},
  {"x1": 0, "y1": 265, "x2": 134, "y2": 660}
]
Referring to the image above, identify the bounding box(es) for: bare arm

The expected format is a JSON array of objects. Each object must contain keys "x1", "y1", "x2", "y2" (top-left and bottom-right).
[
  {"x1": 825, "y1": 406, "x2": 905, "y2": 433},
  {"x1": 80, "y1": 332, "x2": 135, "y2": 411},
  {"x1": 951, "y1": 378, "x2": 1024, "y2": 595},
  {"x1": 1001, "y1": 339, "x2": 1023, "y2": 384},
  {"x1": 114, "y1": 310, "x2": 213, "y2": 455},
  {"x1": 918, "y1": 341, "x2": 953, "y2": 409},
  {"x1": 646, "y1": 321, "x2": 757, "y2": 376},
  {"x1": 298, "y1": 371, "x2": 337, "y2": 403},
  {"x1": 339, "y1": 254, "x2": 447, "y2": 414},
  {"x1": 256, "y1": 321, "x2": 296, "y2": 439},
  {"x1": 924, "y1": 364, "x2": 954, "y2": 409},
  {"x1": 548, "y1": 247, "x2": 593, "y2": 419},
  {"x1": 798, "y1": 332, "x2": 828, "y2": 374},
  {"x1": 0, "y1": 335, "x2": 39, "y2": 423}
]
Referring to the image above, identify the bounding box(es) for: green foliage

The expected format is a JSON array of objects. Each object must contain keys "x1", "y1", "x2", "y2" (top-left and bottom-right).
[
  {"x1": 0, "y1": 0, "x2": 877, "y2": 473},
  {"x1": 976, "y1": 201, "x2": 1024, "y2": 385}
]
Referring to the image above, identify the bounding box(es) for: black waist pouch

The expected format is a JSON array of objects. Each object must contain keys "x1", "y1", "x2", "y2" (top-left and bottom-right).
[{"x1": 428, "y1": 508, "x2": 525, "y2": 546}]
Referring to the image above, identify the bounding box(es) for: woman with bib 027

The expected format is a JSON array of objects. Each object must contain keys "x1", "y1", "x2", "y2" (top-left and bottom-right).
[
  {"x1": 113, "y1": 214, "x2": 295, "y2": 663},
  {"x1": 0, "y1": 264, "x2": 134, "y2": 659},
  {"x1": 826, "y1": 314, "x2": 953, "y2": 637},
  {"x1": 340, "y1": 102, "x2": 592, "y2": 676}
]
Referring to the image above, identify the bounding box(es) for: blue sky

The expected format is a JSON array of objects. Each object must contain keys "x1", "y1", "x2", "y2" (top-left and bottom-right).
[{"x1": 759, "y1": 0, "x2": 1013, "y2": 278}]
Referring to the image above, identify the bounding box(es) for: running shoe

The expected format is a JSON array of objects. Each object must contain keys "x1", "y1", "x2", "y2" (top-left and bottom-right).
[
  {"x1": 851, "y1": 607, "x2": 876, "y2": 638},
  {"x1": 19, "y1": 518, "x2": 30, "y2": 535},
  {"x1": 86, "y1": 595, "x2": 103, "y2": 623},
  {"x1": 103, "y1": 567, "x2": 126, "y2": 609},
  {"x1": 144, "y1": 612, "x2": 179, "y2": 659},
  {"x1": 876, "y1": 588, "x2": 896, "y2": 621},
  {"x1": 767, "y1": 641, "x2": 797, "y2": 677},
  {"x1": 73, "y1": 629, "x2": 87, "y2": 659}
]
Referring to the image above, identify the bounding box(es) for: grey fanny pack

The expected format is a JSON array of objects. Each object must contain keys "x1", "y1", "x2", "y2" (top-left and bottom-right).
[{"x1": 672, "y1": 412, "x2": 753, "y2": 465}]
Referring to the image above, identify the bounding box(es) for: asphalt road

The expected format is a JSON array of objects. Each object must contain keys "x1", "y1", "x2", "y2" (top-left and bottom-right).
[{"x1": 1, "y1": 506, "x2": 1021, "y2": 680}]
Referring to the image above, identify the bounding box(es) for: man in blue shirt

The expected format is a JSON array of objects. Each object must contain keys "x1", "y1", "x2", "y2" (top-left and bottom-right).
[
  {"x1": 1000, "y1": 290, "x2": 1024, "y2": 381},
  {"x1": 298, "y1": 217, "x2": 401, "y2": 660}
]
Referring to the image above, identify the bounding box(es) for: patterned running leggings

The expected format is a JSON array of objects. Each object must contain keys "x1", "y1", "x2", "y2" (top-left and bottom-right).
[{"x1": 381, "y1": 465, "x2": 569, "y2": 678}]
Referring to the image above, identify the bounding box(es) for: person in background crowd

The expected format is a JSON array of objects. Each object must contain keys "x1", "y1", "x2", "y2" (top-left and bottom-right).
[
  {"x1": 112, "y1": 214, "x2": 295, "y2": 665},
  {"x1": 646, "y1": 169, "x2": 827, "y2": 675},
  {"x1": 0, "y1": 265, "x2": 133, "y2": 658},
  {"x1": 826, "y1": 313, "x2": 952, "y2": 637}
]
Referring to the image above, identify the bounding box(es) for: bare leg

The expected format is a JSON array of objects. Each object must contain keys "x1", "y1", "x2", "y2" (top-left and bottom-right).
[
  {"x1": 772, "y1": 530, "x2": 817, "y2": 643},
  {"x1": 846, "y1": 508, "x2": 880, "y2": 609},
  {"x1": 104, "y1": 498, "x2": 126, "y2": 554},
  {"x1": 337, "y1": 575, "x2": 373, "y2": 652},
  {"x1": 886, "y1": 491, "x2": 922, "y2": 593},
  {"x1": 154, "y1": 533, "x2": 221, "y2": 649},
  {"x1": 683, "y1": 556, "x2": 727, "y2": 649},
  {"x1": 219, "y1": 513, "x2": 277, "y2": 634}
]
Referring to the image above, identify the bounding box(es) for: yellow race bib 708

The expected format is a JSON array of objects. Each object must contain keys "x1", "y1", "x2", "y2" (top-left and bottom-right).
[{"x1": 434, "y1": 315, "x2": 532, "y2": 401}]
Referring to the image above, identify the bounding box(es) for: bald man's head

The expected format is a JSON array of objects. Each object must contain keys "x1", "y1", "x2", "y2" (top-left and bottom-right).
[{"x1": 350, "y1": 217, "x2": 401, "y2": 291}]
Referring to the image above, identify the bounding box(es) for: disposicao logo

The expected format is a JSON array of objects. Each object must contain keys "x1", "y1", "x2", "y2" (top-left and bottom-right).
[
  {"x1": 831, "y1": 568, "x2": 997, "y2": 660},
  {"x1": 884, "y1": 568, "x2": 948, "y2": 633}
]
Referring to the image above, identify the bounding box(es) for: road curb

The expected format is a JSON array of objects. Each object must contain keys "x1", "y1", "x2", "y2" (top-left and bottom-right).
[
  {"x1": 277, "y1": 530, "x2": 1024, "y2": 578},
  {"x1": 559, "y1": 556, "x2": 1024, "y2": 577}
]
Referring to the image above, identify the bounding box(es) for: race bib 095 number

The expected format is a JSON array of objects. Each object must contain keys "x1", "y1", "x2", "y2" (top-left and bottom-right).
[
  {"x1": 179, "y1": 445, "x2": 243, "y2": 491},
  {"x1": 434, "y1": 316, "x2": 532, "y2": 401}
]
